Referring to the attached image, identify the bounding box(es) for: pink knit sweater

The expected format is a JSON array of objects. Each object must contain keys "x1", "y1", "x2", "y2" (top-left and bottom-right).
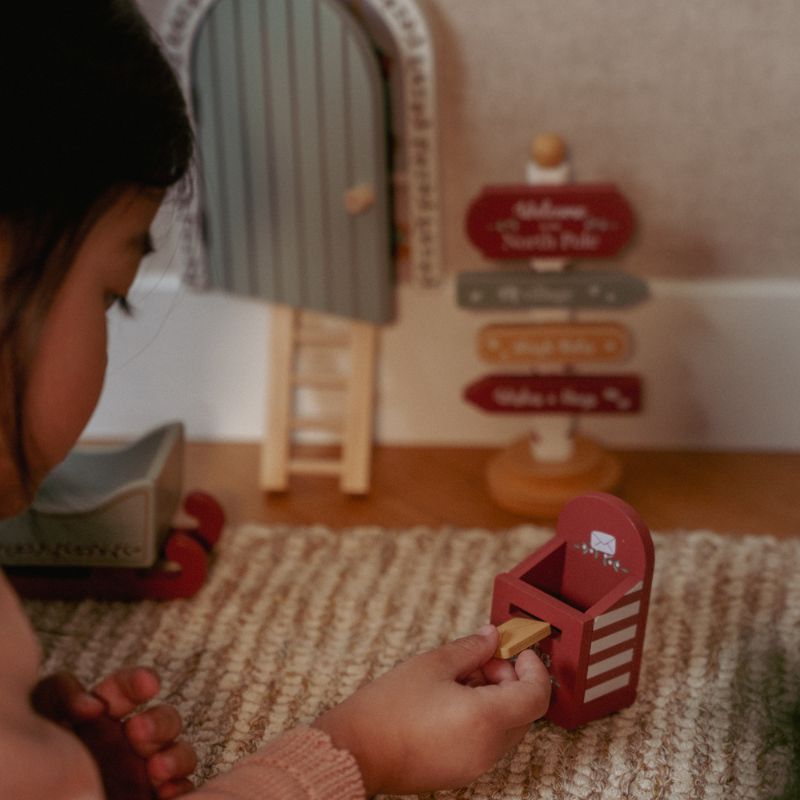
[{"x1": 192, "y1": 726, "x2": 366, "y2": 800}]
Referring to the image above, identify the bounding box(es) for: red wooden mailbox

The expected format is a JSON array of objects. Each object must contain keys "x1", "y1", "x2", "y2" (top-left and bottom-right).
[{"x1": 491, "y1": 492, "x2": 654, "y2": 729}]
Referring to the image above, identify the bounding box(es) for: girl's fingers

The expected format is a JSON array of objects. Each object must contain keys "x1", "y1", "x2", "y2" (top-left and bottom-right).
[
  {"x1": 462, "y1": 656, "x2": 519, "y2": 687},
  {"x1": 125, "y1": 704, "x2": 183, "y2": 757},
  {"x1": 474, "y1": 650, "x2": 551, "y2": 729},
  {"x1": 460, "y1": 667, "x2": 487, "y2": 687},
  {"x1": 147, "y1": 740, "x2": 199, "y2": 785},
  {"x1": 92, "y1": 666, "x2": 160, "y2": 718},
  {"x1": 31, "y1": 672, "x2": 104, "y2": 723},
  {"x1": 157, "y1": 778, "x2": 195, "y2": 799},
  {"x1": 426, "y1": 626, "x2": 499, "y2": 680},
  {"x1": 514, "y1": 649, "x2": 549, "y2": 684},
  {"x1": 482, "y1": 657, "x2": 517, "y2": 685}
]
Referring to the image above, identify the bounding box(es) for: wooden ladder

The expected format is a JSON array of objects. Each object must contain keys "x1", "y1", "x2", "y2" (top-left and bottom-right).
[{"x1": 261, "y1": 305, "x2": 377, "y2": 494}]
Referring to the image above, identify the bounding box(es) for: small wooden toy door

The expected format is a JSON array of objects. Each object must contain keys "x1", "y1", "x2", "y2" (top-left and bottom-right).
[{"x1": 192, "y1": 0, "x2": 393, "y2": 324}]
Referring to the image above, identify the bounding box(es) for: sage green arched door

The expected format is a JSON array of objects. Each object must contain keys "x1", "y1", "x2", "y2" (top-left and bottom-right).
[{"x1": 193, "y1": 0, "x2": 393, "y2": 323}]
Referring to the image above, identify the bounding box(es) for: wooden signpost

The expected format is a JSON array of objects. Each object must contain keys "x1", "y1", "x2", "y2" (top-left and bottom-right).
[
  {"x1": 466, "y1": 184, "x2": 635, "y2": 260},
  {"x1": 457, "y1": 270, "x2": 649, "y2": 311},
  {"x1": 462, "y1": 138, "x2": 645, "y2": 518}
]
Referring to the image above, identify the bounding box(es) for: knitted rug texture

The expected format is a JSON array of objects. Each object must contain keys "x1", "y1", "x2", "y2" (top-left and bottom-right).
[{"x1": 25, "y1": 524, "x2": 800, "y2": 799}]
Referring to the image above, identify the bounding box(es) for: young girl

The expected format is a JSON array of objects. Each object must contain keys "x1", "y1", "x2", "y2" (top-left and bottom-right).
[{"x1": 0, "y1": 3, "x2": 551, "y2": 798}]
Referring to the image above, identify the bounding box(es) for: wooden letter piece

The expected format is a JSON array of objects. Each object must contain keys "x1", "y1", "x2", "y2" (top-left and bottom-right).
[{"x1": 495, "y1": 617, "x2": 551, "y2": 659}]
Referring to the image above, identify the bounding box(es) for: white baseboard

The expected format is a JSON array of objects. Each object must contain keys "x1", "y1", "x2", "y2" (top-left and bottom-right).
[{"x1": 86, "y1": 275, "x2": 800, "y2": 451}]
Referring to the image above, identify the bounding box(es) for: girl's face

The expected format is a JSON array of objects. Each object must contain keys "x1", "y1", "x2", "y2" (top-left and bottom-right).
[{"x1": 0, "y1": 187, "x2": 164, "y2": 517}]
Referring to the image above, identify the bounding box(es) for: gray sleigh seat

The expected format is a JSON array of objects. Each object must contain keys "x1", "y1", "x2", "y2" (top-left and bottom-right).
[{"x1": 0, "y1": 422, "x2": 184, "y2": 568}]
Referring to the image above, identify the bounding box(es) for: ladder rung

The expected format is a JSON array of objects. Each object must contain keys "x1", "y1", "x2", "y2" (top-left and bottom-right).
[
  {"x1": 295, "y1": 330, "x2": 350, "y2": 347},
  {"x1": 290, "y1": 416, "x2": 344, "y2": 432},
  {"x1": 292, "y1": 373, "x2": 347, "y2": 390},
  {"x1": 289, "y1": 458, "x2": 342, "y2": 476}
]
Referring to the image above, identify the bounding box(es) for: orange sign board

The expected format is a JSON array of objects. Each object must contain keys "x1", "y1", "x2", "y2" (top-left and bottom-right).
[{"x1": 478, "y1": 323, "x2": 631, "y2": 365}]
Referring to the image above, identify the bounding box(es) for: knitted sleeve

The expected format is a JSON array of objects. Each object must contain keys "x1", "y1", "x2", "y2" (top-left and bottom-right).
[{"x1": 189, "y1": 725, "x2": 366, "y2": 800}]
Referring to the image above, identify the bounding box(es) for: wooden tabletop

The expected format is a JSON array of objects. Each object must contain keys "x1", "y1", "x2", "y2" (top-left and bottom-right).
[{"x1": 183, "y1": 443, "x2": 800, "y2": 538}]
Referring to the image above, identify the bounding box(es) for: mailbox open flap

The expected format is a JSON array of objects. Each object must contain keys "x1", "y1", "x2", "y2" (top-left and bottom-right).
[{"x1": 518, "y1": 493, "x2": 653, "y2": 613}]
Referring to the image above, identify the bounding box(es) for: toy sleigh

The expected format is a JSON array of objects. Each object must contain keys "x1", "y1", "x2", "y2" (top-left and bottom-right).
[
  {"x1": 491, "y1": 492, "x2": 654, "y2": 729},
  {"x1": 0, "y1": 422, "x2": 224, "y2": 601}
]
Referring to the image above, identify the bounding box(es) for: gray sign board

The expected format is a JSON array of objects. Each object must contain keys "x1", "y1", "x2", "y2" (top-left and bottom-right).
[{"x1": 457, "y1": 270, "x2": 649, "y2": 310}]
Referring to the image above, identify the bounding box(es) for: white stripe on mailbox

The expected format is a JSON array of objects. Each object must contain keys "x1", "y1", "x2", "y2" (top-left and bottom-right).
[
  {"x1": 587, "y1": 648, "x2": 634, "y2": 679},
  {"x1": 625, "y1": 580, "x2": 643, "y2": 595},
  {"x1": 590, "y1": 624, "x2": 637, "y2": 655},
  {"x1": 593, "y1": 600, "x2": 641, "y2": 631},
  {"x1": 584, "y1": 672, "x2": 631, "y2": 703}
]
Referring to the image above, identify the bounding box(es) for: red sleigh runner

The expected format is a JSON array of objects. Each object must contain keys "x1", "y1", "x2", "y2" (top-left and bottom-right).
[
  {"x1": 491, "y1": 492, "x2": 654, "y2": 729},
  {"x1": 6, "y1": 491, "x2": 224, "y2": 602}
]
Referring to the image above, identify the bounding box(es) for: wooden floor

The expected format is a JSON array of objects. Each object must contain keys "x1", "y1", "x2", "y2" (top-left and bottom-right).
[{"x1": 183, "y1": 442, "x2": 800, "y2": 538}]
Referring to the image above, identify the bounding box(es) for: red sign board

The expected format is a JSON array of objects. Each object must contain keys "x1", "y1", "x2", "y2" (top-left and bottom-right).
[
  {"x1": 464, "y1": 374, "x2": 642, "y2": 414},
  {"x1": 492, "y1": 493, "x2": 653, "y2": 729},
  {"x1": 466, "y1": 184, "x2": 635, "y2": 259}
]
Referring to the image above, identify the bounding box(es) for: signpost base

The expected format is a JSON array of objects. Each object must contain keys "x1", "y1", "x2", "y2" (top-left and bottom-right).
[{"x1": 486, "y1": 435, "x2": 621, "y2": 519}]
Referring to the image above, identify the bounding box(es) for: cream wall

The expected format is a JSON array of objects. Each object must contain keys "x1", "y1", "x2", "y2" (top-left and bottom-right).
[
  {"x1": 141, "y1": 0, "x2": 800, "y2": 279},
  {"x1": 88, "y1": 272, "x2": 800, "y2": 450},
  {"x1": 93, "y1": 1, "x2": 800, "y2": 451},
  {"x1": 424, "y1": 0, "x2": 800, "y2": 279}
]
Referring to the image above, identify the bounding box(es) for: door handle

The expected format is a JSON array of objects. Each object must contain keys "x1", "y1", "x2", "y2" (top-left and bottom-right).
[{"x1": 343, "y1": 183, "x2": 376, "y2": 215}]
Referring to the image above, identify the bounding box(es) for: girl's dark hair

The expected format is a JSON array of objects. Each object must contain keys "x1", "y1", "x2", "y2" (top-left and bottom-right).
[{"x1": 0, "y1": 0, "x2": 193, "y2": 494}]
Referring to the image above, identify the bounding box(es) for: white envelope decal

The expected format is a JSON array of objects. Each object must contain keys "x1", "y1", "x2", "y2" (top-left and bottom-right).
[{"x1": 590, "y1": 530, "x2": 617, "y2": 556}]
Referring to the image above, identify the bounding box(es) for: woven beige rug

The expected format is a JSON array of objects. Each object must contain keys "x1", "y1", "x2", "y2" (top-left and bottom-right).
[{"x1": 25, "y1": 524, "x2": 800, "y2": 799}]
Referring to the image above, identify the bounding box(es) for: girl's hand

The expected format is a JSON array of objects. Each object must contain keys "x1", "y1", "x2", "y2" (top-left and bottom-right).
[
  {"x1": 31, "y1": 666, "x2": 197, "y2": 799},
  {"x1": 313, "y1": 624, "x2": 551, "y2": 796}
]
